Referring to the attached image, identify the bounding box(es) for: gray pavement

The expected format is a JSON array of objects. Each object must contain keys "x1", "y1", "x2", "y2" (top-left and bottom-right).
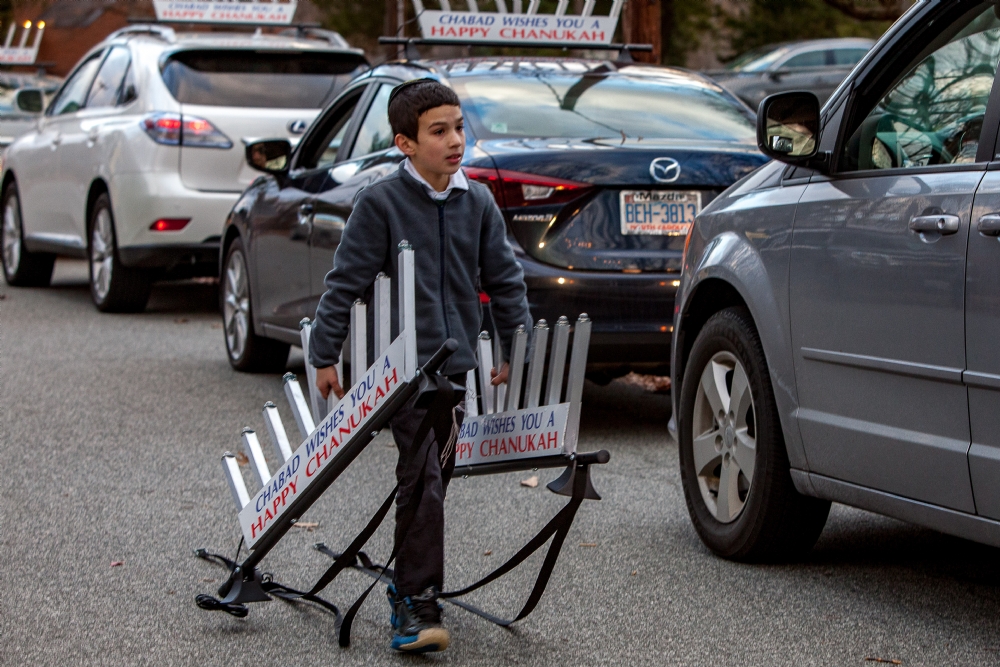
[{"x1": 3, "y1": 259, "x2": 1000, "y2": 667}]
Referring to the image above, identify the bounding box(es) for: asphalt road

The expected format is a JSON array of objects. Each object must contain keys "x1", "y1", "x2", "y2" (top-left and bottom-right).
[{"x1": 4, "y1": 260, "x2": 1000, "y2": 667}]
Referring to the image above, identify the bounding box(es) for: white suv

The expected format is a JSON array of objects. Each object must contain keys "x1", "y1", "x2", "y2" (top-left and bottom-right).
[{"x1": 0, "y1": 24, "x2": 366, "y2": 311}]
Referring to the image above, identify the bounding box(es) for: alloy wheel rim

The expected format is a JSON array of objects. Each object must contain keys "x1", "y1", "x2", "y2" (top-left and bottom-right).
[
  {"x1": 3, "y1": 195, "x2": 21, "y2": 277},
  {"x1": 90, "y1": 208, "x2": 114, "y2": 301},
  {"x1": 691, "y1": 351, "x2": 757, "y2": 524},
  {"x1": 223, "y1": 250, "x2": 250, "y2": 361}
]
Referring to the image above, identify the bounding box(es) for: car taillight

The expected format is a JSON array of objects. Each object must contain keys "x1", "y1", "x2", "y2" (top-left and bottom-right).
[
  {"x1": 464, "y1": 166, "x2": 593, "y2": 209},
  {"x1": 141, "y1": 112, "x2": 232, "y2": 149},
  {"x1": 150, "y1": 218, "x2": 190, "y2": 232}
]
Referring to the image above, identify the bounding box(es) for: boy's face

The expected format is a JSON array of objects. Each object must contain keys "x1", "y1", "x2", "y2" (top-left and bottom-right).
[{"x1": 396, "y1": 104, "x2": 465, "y2": 179}]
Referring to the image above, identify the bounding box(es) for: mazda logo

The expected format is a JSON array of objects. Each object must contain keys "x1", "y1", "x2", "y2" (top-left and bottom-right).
[
  {"x1": 287, "y1": 119, "x2": 308, "y2": 135},
  {"x1": 649, "y1": 157, "x2": 681, "y2": 183}
]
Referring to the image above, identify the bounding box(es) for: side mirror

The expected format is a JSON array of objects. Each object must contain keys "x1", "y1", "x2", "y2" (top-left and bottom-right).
[
  {"x1": 245, "y1": 139, "x2": 291, "y2": 174},
  {"x1": 14, "y1": 88, "x2": 43, "y2": 114},
  {"x1": 757, "y1": 91, "x2": 821, "y2": 166}
]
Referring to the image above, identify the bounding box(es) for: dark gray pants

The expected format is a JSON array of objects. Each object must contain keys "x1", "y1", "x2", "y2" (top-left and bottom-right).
[{"x1": 390, "y1": 387, "x2": 464, "y2": 597}]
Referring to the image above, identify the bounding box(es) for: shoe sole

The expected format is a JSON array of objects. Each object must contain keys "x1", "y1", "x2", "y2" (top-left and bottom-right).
[{"x1": 392, "y1": 627, "x2": 450, "y2": 653}]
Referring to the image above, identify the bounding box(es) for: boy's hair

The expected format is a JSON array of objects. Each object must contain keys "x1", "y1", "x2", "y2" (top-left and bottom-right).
[{"x1": 388, "y1": 79, "x2": 461, "y2": 140}]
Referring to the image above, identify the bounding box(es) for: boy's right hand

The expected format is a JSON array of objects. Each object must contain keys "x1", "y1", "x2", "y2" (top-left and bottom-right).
[{"x1": 316, "y1": 365, "x2": 345, "y2": 401}]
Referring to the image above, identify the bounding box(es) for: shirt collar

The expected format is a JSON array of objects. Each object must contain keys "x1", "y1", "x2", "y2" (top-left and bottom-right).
[{"x1": 402, "y1": 158, "x2": 469, "y2": 201}]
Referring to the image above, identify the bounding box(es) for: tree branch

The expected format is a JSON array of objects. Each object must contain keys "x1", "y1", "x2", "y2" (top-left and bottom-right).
[{"x1": 821, "y1": 0, "x2": 904, "y2": 21}]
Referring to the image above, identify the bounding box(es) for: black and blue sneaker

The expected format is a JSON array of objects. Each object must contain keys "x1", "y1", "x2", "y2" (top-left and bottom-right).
[
  {"x1": 389, "y1": 587, "x2": 449, "y2": 653},
  {"x1": 386, "y1": 584, "x2": 398, "y2": 628}
]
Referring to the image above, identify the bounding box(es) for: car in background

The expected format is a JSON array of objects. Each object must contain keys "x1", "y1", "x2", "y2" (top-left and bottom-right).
[
  {"x1": 0, "y1": 24, "x2": 367, "y2": 312},
  {"x1": 672, "y1": 0, "x2": 1000, "y2": 562},
  {"x1": 220, "y1": 56, "x2": 767, "y2": 374},
  {"x1": 0, "y1": 71, "x2": 62, "y2": 150},
  {"x1": 707, "y1": 38, "x2": 874, "y2": 108}
]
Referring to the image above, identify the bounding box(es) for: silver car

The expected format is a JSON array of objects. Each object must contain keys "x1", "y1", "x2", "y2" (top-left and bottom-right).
[{"x1": 672, "y1": 0, "x2": 1000, "y2": 560}]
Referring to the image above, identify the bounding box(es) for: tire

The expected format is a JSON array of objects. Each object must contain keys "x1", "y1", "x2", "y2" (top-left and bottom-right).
[
  {"x1": 1, "y1": 182, "x2": 55, "y2": 287},
  {"x1": 88, "y1": 193, "x2": 151, "y2": 313},
  {"x1": 221, "y1": 238, "x2": 289, "y2": 372},
  {"x1": 678, "y1": 307, "x2": 830, "y2": 562}
]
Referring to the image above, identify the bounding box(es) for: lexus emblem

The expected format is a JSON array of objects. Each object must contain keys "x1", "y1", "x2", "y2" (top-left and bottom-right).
[
  {"x1": 287, "y1": 119, "x2": 308, "y2": 135},
  {"x1": 649, "y1": 157, "x2": 681, "y2": 183}
]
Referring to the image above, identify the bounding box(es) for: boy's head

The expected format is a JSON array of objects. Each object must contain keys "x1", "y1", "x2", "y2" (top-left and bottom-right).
[{"x1": 389, "y1": 79, "x2": 465, "y2": 180}]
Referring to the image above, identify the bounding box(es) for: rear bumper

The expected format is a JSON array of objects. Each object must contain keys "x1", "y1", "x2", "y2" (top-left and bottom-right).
[
  {"x1": 520, "y1": 255, "x2": 677, "y2": 372},
  {"x1": 118, "y1": 241, "x2": 220, "y2": 272}
]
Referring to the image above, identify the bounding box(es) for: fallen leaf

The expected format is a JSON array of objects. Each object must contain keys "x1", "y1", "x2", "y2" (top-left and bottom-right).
[
  {"x1": 175, "y1": 317, "x2": 189, "y2": 324},
  {"x1": 865, "y1": 659, "x2": 902, "y2": 665},
  {"x1": 580, "y1": 542, "x2": 598, "y2": 548},
  {"x1": 631, "y1": 570, "x2": 637, "y2": 576},
  {"x1": 110, "y1": 561, "x2": 124, "y2": 567},
  {"x1": 520, "y1": 475, "x2": 538, "y2": 488},
  {"x1": 235, "y1": 451, "x2": 249, "y2": 466},
  {"x1": 619, "y1": 372, "x2": 671, "y2": 393},
  {"x1": 483, "y1": 550, "x2": 492, "y2": 556},
  {"x1": 167, "y1": 590, "x2": 176, "y2": 595},
  {"x1": 201, "y1": 578, "x2": 216, "y2": 583},
  {"x1": 291, "y1": 521, "x2": 319, "y2": 531}
]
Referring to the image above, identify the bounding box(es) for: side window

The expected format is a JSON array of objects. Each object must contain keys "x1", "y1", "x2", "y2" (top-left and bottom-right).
[
  {"x1": 841, "y1": 5, "x2": 1000, "y2": 171},
  {"x1": 49, "y1": 53, "x2": 103, "y2": 115},
  {"x1": 782, "y1": 50, "x2": 827, "y2": 69},
  {"x1": 349, "y1": 84, "x2": 394, "y2": 160},
  {"x1": 86, "y1": 47, "x2": 131, "y2": 109},
  {"x1": 315, "y1": 94, "x2": 362, "y2": 169},
  {"x1": 832, "y1": 48, "x2": 868, "y2": 67}
]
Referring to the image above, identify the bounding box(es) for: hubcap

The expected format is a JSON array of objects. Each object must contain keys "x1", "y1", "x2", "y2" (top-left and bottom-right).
[
  {"x1": 691, "y1": 351, "x2": 757, "y2": 523},
  {"x1": 90, "y1": 208, "x2": 114, "y2": 301},
  {"x1": 3, "y1": 194, "x2": 21, "y2": 277},
  {"x1": 223, "y1": 250, "x2": 250, "y2": 361}
]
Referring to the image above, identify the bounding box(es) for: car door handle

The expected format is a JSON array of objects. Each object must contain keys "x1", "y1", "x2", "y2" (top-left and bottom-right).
[
  {"x1": 87, "y1": 128, "x2": 99, "y2": 143},
  {"x1": 297, "y1": 203, "x2": 314, "y2": 226},
  {"x1": 977, "y1": 214, "x2": 1000, "y2": 237},
  {"x1": 50, "y1": 134, "x2": 61, "y2": 146},
  {"x1": 909, "y1": 214, "x2": 960, "y2": 235}
]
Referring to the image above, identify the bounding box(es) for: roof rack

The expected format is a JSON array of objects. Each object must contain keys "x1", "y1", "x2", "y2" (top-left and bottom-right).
[
  {"x1": 110, "y1": 24, "x2": 177, "y2": 43},
  {"x1": 378, "y1": 37, "x2": 653, "y2": 63}
]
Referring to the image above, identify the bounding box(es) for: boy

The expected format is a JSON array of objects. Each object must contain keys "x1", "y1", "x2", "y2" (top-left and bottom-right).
[{"x1": 309, "y1": 79, "x2": 531, "y2": 653}]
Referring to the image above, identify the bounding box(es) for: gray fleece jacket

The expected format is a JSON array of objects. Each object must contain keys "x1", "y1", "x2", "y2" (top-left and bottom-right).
[{"x1": 309, "y1": 163, "x2": 531, "y2": 376}]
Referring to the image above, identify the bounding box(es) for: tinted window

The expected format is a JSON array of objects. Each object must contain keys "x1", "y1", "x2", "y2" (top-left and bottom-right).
[
  {"x1": 782, "y1": 50, "x2": 827, "y2": 68},
  {"x1": 726, "y1": 45, "x2": 789, "y2": 72},
  {"x1": 832, "y1": 48, "x2": 868, "y2": 66},
  {"x1": 314, "y1": 93, "x2": 362, "y2": 169},
  {"x1": 454, "y1": 72, "x2": 756, "y2": 143},
  {"x1": 161, "y1": 50, "x2": 367, "y2": 108},
  {"x1": 50, "y1": 53, "x2": 103, "y2": 115},
  {"x1": 349, "y1": 84, "x2": 394, "y2": 159},
  {"x1": 842, "y1": 5, "x2": 1000, "y2": 171},
  {"x1": 86, "y1": 47, "x2": 131, "y2": 108}
]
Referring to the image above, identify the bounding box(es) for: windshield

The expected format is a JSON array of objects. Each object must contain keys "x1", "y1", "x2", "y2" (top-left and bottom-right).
[
  {"x1": 161, "y1": 50, "x2": 367, "y2": 108},
  {"x1": 453, "y1": 71, "x2": 756, "y2": 143},
  {"x1": 726, "y1": 44, "x2": 789, "y2": 72}
]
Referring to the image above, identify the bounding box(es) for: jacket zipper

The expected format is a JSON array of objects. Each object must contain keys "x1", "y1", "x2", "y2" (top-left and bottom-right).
[{"x1": 437, "y1": 202, "x2": 451, "y2": 339}]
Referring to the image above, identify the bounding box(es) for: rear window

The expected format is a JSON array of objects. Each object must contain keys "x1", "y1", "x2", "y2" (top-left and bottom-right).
[
  {"x1": 453, "y1": 72, "x2": 756, "y2": 143},
  {"x1": 161, "y1": 50, "x2": 367, "y2": 108}
]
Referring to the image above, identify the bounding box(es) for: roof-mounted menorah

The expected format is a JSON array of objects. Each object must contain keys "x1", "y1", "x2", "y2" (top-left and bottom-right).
[{"x1": 0, "y1": 21, "x2": 44, "y2": 65}]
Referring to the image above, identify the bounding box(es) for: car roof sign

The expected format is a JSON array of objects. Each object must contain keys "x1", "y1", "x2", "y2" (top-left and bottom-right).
[
  {"x1": 153, "y1": 0, "x2": 298, "y2": 25},
  {"x1": 0, "y1": 21, "x2": 43, "y2": 65},
  {"x1": 411, "y1": 0, "x2": 624, "y2": 47}
]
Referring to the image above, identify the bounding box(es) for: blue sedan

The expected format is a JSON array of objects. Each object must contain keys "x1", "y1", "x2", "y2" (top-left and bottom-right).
[{"x1": 220, "y1": 56, "x2": 767, "y2": 374}]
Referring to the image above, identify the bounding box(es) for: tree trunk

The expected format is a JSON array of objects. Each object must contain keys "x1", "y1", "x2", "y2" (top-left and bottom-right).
[{"x1": 622, "y1": 0, "x2": 661, "y2": 64}]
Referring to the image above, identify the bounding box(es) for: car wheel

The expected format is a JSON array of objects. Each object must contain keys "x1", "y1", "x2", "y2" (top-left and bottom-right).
[
  {"x1": 88, "y1": 193, "x2": 151, "y2": 313},
  {"x1": 222, "y1": 238, "x2": 289, "y2": 372},
  {"x1": 1, "y1": 182, "x2": 55, "y2": 287},
  {"x1": 679, "y1": 307, "x2": 830, "y2": 562}
]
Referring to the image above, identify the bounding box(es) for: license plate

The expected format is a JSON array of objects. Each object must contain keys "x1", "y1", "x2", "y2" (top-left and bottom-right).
[{"x1": 620, "y1": 190, "x2": 701, "y2": 235}]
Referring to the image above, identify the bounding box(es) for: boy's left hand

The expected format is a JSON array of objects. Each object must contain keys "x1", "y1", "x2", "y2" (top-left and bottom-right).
[{"x1": 490, "y1": 362, "x2": 509, "y2": 386}]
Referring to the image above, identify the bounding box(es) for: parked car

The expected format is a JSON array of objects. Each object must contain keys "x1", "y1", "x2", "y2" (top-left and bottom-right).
[
  {"x1": 0, "y1": 71, "x2": 62, "y2": 150},
  {"x1": 707, "y1": 38, "x2": 874, "y2": 108},
  {"x1": 220, "y1": 56, "x2": 767, "y2": 373},
  {"x1": 0, "y1": 24, "x2": 368, "y2": 312},
  {"x1": 671, "y1": 0, "x2": 1000, "y2": 561}
]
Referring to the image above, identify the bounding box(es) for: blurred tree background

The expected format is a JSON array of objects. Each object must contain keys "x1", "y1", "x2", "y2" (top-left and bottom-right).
[{"x1": 309, "y1": 0, "x2": 911, "y2": 68}]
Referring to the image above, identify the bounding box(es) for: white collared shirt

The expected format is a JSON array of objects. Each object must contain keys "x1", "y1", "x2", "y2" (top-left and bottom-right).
[{"x1": 403, "y1": 158, "x2": 469, "y2": 201}]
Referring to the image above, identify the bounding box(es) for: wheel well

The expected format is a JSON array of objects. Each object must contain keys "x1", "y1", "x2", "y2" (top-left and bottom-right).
[
  {"x1": 677, "y1": 278, "x2": 749, "y2": 384},
  {"x1": 85, "y1": 179, "x2": 109, "y2": 230},
  {"x1": 2, "y1": 171, "x2": 15, "y2": 199},
  {"x1": 221, "y1": 225, "x2": 241, "y2": 276}
]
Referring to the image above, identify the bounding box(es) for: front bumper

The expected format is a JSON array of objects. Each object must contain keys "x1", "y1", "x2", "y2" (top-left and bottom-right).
[{"x1": 520, "y1": 255, "x2": 678, "y2": 373}]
